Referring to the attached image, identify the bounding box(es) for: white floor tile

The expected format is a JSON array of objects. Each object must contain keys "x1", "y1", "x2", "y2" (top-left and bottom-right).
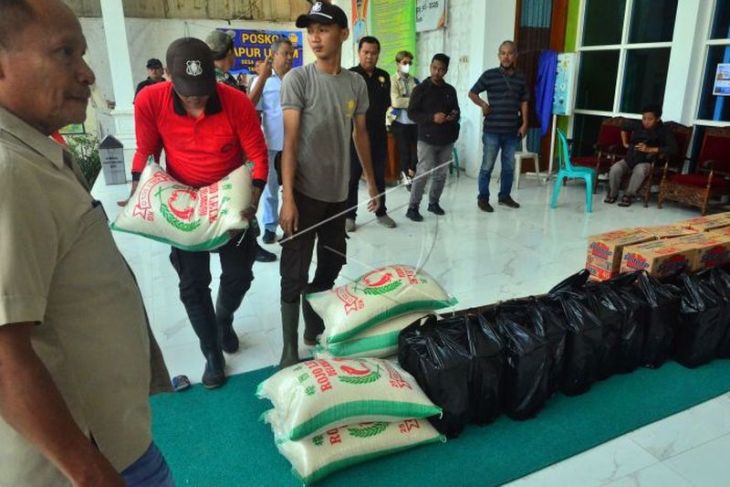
[
  {"x1": 603, "y1": 462, "x2": 693, "y2": 487},
  {"x1": 664, "y1": 433, "x2": 730, "y2": 486}
]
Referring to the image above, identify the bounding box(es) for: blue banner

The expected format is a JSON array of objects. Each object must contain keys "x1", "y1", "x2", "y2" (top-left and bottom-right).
[{"x1": 224, "y1": 29, "x2": 303, "y2": 75}]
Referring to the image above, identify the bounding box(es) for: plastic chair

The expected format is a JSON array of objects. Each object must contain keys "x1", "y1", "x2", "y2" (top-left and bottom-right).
[
  {"x1": 514, "y1": 137, "x2": 541, "y2": 189},
  {"x1": 448, "y1": 146, "x2": 460, "y2": 177},
  {"x1": 550, "y1": 128, "x2": 595, "y2": 213}
]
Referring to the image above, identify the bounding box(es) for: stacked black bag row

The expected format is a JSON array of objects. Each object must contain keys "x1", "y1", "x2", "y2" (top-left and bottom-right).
[{"x1": 398, "y1": 267, "x2": 730, "y2": 439}]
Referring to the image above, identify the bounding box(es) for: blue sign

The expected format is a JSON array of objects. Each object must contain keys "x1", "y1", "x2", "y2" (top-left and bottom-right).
[{"x1": 225, "y1": 29, "x2": 303, "y2": 75}]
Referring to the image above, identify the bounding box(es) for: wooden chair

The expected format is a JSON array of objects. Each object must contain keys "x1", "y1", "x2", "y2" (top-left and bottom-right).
[
  {"x1": 658, "y1": 126, "x2": 730, "y2": 215},
  {"x1": 572, "y1": 117, "x2": 629, "y2": 189},
  {"x1": 631, "y1": 122, "x2": 693, "y2": 207}
]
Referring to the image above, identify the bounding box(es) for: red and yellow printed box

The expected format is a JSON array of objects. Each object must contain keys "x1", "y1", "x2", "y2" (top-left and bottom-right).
[
  {"x1": 671, "y1": 232, "x2": 730, "y2": 271},
  {"x1": 678, "y1": 213, "x2": 730, "y2": 232},
  {"x1": 621, "y1": 239, "x2": 695, "y2": 278},
  {"x1": 639, "y1": 224, "x2": 697, "y2": 240},
  {"x1": 586, "y1": 229, "x2": 654, "y2": 280}
]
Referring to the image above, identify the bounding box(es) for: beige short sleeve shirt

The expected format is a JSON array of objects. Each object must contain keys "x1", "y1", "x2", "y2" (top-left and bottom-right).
[{"x1": 0, "y1": 107, "x2": 153, "y2": 485}]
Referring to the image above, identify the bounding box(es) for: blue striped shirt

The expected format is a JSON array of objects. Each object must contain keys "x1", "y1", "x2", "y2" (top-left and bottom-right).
[{"x1": 470, "y1": 67, "x2": 529, "y2": 134}]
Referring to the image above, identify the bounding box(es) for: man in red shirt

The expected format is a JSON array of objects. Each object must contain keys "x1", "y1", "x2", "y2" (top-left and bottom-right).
[{"x1": 127, "y1": 38, "x2": 268, "y2": 388}]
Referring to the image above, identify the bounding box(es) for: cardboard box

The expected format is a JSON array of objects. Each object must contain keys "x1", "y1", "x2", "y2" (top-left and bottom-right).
[
  {"x1": 586, "y1": 229, "x2": 655, "y2": 276},
  {"x1": 586, "y1": 259, "x2": 618, "y2": 281},
  {"x1": 621, "y1": 239, "x2": 695, "y2": 278},
  {"x1": 679, "y1": 212, "x2": 730, "y2": 232},
  {"x1": 671, "y1": 232, "x2": 730, "y2": 271},
  {"x1": 639, "y1": 224, "x2": 698, "y2": 239}
]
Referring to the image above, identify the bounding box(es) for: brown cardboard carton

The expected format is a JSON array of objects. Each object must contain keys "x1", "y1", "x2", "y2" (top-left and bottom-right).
[
  {"x1": 621, "y1": 239, "x2": 695, "y2": 278},
  {"x1": 586, "y1": 229, "x2": 654, "y2": 276},
  {"x1": 679, "y1": 212, "x2": 730, "y2": 232},
  {"x1": 639, "y1": 224, "x2": 698, "y2": 239},
  {"x1": 585, "y1": 258, "x2": 618, "y2": 281},
  {"x1": 672, "y1": 232, "x2": 730, "y2": 271}
]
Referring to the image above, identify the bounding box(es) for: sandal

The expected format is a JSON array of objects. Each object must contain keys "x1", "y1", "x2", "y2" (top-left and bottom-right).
[
  {"x1": 618, "y1": 195, "x2": 633, "y2": 207},
  {"x1": 604, "y1": 195, "x2": 618, "y2": 204}
]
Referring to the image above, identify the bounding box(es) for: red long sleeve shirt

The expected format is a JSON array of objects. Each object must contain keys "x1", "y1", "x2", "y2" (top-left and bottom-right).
[{"x1": 132, "y1": 81, "x2": 268, "y2": 189}]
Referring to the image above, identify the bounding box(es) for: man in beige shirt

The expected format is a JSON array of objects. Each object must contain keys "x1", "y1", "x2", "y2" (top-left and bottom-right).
[{"x1": 0, "y1": 1, "x2": 172, "y2": 485}]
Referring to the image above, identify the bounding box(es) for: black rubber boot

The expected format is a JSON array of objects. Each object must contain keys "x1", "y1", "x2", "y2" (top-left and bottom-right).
[
  {"x1": 279, "y1": 299, "x2": 300, "y2": 369},
  {"x1": 201, "y1": 349, "x2": 226, "y2": 389},
  {"x1": 301, "y1": 288, "x2": 325, "y2": 346},
  {"x1": 215, "y1": 294, "x2": 239, "y2": 354}
]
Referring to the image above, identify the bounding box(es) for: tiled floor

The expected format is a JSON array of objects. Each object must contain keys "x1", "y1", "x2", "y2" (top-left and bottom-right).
[{"x1": 95, "y1": 172, "x2": 729, "y2": 486}]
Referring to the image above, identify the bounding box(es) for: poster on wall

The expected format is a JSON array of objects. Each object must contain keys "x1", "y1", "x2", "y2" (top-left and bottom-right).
[
  {"x1": 352, "y1": 0, "x2": 369, "y2": 43},
  {"x1": 372, "y1": 0, "x2": 417, "y2": 75},
  {"x1": 553, "y1": 53, "x2": 577, "y2": 116},
  {"x1": 416, "y1": 0, "x2": 447, "y2": 32},
  {"x1": 224, "y1": 29, "x2": 303, "y2": 75},
  {"x1": 713, "y1": 63, "x2": 730, "y2": 96}
]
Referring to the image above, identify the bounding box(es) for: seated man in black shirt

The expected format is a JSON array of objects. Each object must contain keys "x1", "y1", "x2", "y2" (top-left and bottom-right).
[{"x1": 606, "y1": 105, "x2": 677, "y2": 207}]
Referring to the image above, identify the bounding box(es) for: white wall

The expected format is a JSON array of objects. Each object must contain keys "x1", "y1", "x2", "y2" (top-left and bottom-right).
[{"x1": 415, "y1": 0, "x2": 517, "y2": 178}]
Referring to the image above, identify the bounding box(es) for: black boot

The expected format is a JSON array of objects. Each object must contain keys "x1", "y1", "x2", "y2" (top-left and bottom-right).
[
  {"x1": 215, "y1": 294, "x2": 239, "y2": 354},
  {"x1": 280, "y1": 299, "x2": 300, "y2": 369},
  {"x1": 301, "y1": 288, "x2": 324, "y2": 346},
  {"x1": 201, "y1": 349, "x2": 226, "y2": 389}
]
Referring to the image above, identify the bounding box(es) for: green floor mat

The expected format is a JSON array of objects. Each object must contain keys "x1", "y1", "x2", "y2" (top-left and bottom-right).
[{"x1": 151, "y1": 360, "x2": 730, "y2": 486}]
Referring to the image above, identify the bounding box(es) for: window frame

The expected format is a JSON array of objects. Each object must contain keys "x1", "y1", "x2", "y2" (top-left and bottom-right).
[{"x1": 692, "y1": 1, "x2": 730, "y2": 127}]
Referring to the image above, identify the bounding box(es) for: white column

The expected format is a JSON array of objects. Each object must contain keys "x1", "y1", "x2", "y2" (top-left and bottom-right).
[{"x1": 100, "y1": 0, "x2": 136, "y2": 175}]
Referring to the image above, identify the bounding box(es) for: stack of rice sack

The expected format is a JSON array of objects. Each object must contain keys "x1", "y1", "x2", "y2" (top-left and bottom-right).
[
  {"x1": 257, "y1": 357, "x2": 445, "y2": 484},
  {"x1": 306, "y1": 265, "x2": 458, "y2": 359}
]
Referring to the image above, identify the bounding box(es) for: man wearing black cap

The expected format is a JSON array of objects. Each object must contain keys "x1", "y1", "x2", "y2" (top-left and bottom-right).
[
  {"x1": 134, "y1": 58, "x2": 165, "y2": 98},
  {"x1": 128, "y1": 37, "x2": 269, "y2": 388},
  {"x1": 278, "y1": 1, "x2": 380, "y2": 367},
  {"x1": 206, "y1": 28, "x2": 277, "y2": 264}
]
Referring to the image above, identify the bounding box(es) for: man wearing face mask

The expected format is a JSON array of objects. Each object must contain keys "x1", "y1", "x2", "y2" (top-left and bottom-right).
[
  {"x1": 469, "y1": 40, "x2": 529, "y2": 213},
  {"x1": 389, "y1": 50, "x2": 419, "y2": 190},
  {"x1": 129, "y1": 38, "x2": 269, "y2": 389},
  {"x1": 345, "y1": 36, "x2": 395, "y2": 232}
]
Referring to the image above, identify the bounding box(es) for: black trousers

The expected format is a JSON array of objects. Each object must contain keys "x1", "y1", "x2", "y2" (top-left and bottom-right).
[
  {"x1": 169, "y1": 229, "x2": 257, "y2": 353},
  {"x1": 391, "y1": 121, "x2": 419, "y2": 175},
  {"x1": 280, "y1": 191, "x2": 347, "y2": 308},
  {"x1": 347, "y1": 137, "x2": 387, "y2": 219}
]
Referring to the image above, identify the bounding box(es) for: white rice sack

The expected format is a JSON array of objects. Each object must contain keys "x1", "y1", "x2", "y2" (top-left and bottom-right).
[
  {"x1": 257, "y1": 357, "x2": 441, "y2": 441},
  {"x1": 315, "y1": 312, "x2": 428, "y2": 359},
  {"x1": 306, "y1": 265, "x2": 457, "y2": 344},
  {"x1": 279, "y1": 419, "x2": 445, "y2": 485},
  {"x1": 111, "y1": 163, "x2": 251, "y2": 251}
]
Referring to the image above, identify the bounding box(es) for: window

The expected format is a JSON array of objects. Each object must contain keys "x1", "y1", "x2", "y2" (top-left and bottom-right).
[
  {"x1": 696, "y1": 0, "x2": 730, "y2": 123},
  {"x1": 573, "y1": 0, "x2": 678, "y2": 152}
]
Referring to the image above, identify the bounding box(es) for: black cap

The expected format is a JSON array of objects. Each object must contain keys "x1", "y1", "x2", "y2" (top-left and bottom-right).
[
  {"x1": 295, "y1": 1, "x2": 348, "y2": 29},
  {"x1": 166, "y1": 38, "x2": 217, "y2": 97},
  {"x1": 146, "y1": 58, "x2": 163, "y2": 69}
]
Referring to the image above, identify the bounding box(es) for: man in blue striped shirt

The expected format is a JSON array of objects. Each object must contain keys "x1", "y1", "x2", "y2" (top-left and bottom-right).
[{"x1": 469, "y1": 41, "x2": 529, "y2": 212}]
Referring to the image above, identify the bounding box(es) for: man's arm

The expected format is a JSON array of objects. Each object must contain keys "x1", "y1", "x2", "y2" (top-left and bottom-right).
[
  {"x1": 352, "y1": 114, "x2": 380, "y2": 213},
  {"x1": 0, "y1": 323, "x2": 123, "y2": 486},
  {"x1": 279, "y1": 109, "x2": 301, "y2": 236},
  {"x1": 469, "y1": 72, "x2": 491, "y2": 115},
  {"x1": 247, "y1": 59, "x2": 272, "y2": 106},
  {"x1": 407, "y1": 85, "x2": 434, "y2": 125},
  {"x1": 235, "y1": 93, "x2": 269, "y2": 213},
  {"x1": 519, "y1": 100, "x2": 529, "y2": 137}
]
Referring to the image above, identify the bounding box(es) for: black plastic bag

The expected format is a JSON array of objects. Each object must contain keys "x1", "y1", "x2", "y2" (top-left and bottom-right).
[
  {"x1": 674, "y1": 273, "x2": 726, "y2": 368},
  {"x1": 584, "y1": 283, "x2": 627, "y2": 378},
  {"x1": 398, "y1": 316, "x2": 471, "y2": 438},
  {"x1": 548, "y1": 269, "x2": 591, "y2": 295},
  {"x1": 498, "y1": 298, "x2": 566, "y2": 396},
  {"x1": 702, "y1": 267, "x2": 730, "y2": 358},
  {"x1": 465, "y1": 314, "x2": 505, "y2": 424},
  {"x1": 550, "y1": 291, "x2": 603, "y2": 396},
  {"x1": 489, "y1": 308, "x2": 550, "y2": 420},
  {"x1": 634, "y1": 271, "x2": 680, "y2": 368}
]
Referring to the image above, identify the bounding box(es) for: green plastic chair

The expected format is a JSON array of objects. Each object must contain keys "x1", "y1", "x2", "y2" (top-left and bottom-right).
[
  {"x1": 449, "y1": 146, "x2": 460, "y2": 176},
  {"x1": 550, "y1": 128, "x2": 595, "y2": 213}
]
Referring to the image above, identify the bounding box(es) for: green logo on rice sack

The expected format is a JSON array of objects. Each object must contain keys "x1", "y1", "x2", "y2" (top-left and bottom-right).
[
  {"x1": 155, "y1": 179, "x2": 233, "y2": 233},
  {"x1": 347, "y1": 422, "x2": 388, "y2": 438},
  {"x1": 336, "y1": 361, "x2": 382, "y2": 385}
]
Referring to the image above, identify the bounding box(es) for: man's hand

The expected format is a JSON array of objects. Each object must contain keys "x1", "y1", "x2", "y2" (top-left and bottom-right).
[
  {"x1": 433, "y1": 112, "x2": 447, "y2": 124},
  {"x1": 279, "y1": 198, "x2": 299, "y2": 237},
  {"x1": 70, "y1": 454, "x2": 125, "y2": 487},
  {"x1": 366, "y1": 183, "x2": 380, "y2": 213},
  {"x1": 117, "y1": 181, "x2": 139, "y2": 207},
  {"x1": 481, "y1": 104, "x2": 492, "y2": 116},
  {"x1": 518, "y1": 124, "x2": 528, "y2": 138},
  {"x1": 258, "y1": 57, "x2": 273, "y2": 79},
  {"x1": 635, "y1": 143, "x2": 657, "y2": 154}
]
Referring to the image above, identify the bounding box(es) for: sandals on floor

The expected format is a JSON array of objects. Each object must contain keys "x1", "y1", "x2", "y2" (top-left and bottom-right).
[
  {"x1": 604, "y1": 195, "x2": 618, "y2": 204},
  {"x1": 618, "y1": 195, "x2": 633, "y2": 207}
]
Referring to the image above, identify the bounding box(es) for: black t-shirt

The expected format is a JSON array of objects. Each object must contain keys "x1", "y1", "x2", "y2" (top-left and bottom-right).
[
  {"x1": 349, "y1": 65, "x2": 391, "y2": 142},
  {"x1": 134, "y1": 77, "x2": 165, "y2": 99}
]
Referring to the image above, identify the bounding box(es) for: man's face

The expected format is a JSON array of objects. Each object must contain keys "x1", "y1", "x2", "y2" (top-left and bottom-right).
[
  {"x1": 498, "y1": 44, "x2": 517, "y2": 69},
  {"x1": 306, "y1": 23, "x2": 348, "y2": 61},
  {"x1": 642, "y1": 111, "x2": 659, "y2": 130},
  {"x1": 430, "y1": 60, "x2": 448, "y2": 84},
  {"x1": 0, "y1": 0, "x2": 95, "y2": 135},
  {"x1": 148, "y1": 66, "x2": 164, "y2": 81},
  {"x1": 273, "y1": 43, "x2": 294, "y2": 74},
  {"x1": 358, "y1": 41, "x2": 379, "y2": 72}
]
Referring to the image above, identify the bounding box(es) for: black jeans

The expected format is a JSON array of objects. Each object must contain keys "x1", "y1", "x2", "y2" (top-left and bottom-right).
[
  {"x1": 347, "y1": 137, "x2": 387, "y2": 219},
  {"x1": 391, "y1": 121, "x2": 418, "y2": 175},
  {"x1": 169, "y1": 229, "x2": 257, "y2": 354},
  {"x1": 280, "y1": 191, "x2": 347, "y2": 309}
]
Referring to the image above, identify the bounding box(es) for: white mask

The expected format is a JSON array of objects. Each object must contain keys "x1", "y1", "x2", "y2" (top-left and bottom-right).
[{"x1": 400, "y1": 63, "x2": 411, "y2": 74}]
